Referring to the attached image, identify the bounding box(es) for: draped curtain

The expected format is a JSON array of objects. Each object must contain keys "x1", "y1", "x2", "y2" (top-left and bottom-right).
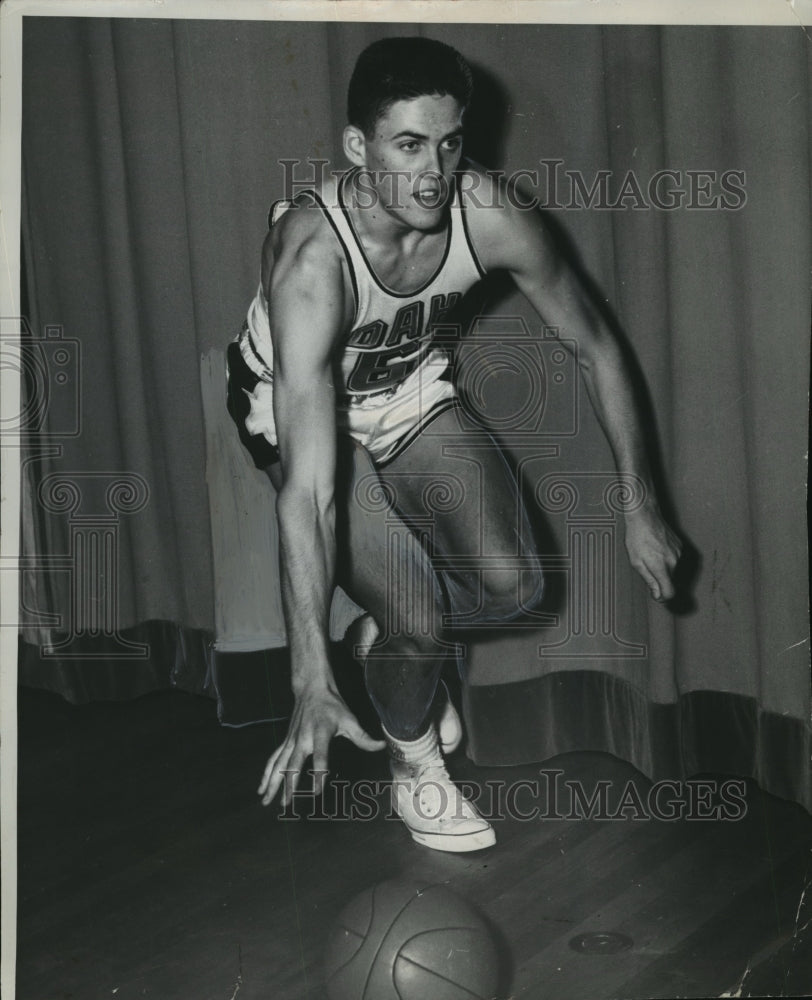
[{"x1": 20, "y1": 18, "x2": 810, "y2": 809}]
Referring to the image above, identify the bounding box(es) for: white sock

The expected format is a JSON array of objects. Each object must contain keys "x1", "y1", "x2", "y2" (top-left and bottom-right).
[{"x1": 382, "y1": 723, "x2": 440, "y2": 769}]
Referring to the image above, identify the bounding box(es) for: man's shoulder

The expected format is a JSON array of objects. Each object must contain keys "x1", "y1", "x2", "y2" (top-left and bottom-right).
[
  {"x1": 456, "y1": 161, "x2": 498, "y2": 200},
  {"x1": 269, "y1": 196, "x2": 335, "y2": 252},
  {"x1": 457, "y1": 161, "x2": 552, "y2": 273},
  {"x1": 261, "y1": 191, "x2": 344, "y2": 289},
  {"x1": 457, "y1": 163, "x2": 528, "y2": 269},
  {"x1": 457, "y1": 162, "x2": 529, "y2": 226}
]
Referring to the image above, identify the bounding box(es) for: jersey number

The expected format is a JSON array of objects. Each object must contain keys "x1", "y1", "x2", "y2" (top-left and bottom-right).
[{"x1": 345, "y1": 292, "x2": 461, "y2": 395}]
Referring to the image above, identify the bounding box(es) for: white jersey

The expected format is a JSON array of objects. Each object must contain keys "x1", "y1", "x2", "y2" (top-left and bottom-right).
[{"x1": 237, "y1": 168, "x2": 485, "y2": 464}]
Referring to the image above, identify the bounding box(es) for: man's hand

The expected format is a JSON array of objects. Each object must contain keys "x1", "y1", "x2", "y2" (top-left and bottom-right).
[
  {"x1": 257, "y1": 684, "x2": 386, "y2": 807},
  {"x1": 624, "y1": 503, "x2": 682, "y2": 602}
]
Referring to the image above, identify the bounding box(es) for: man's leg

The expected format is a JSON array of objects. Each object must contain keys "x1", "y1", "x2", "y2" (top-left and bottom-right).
[
  {"x1": 268, "y1": 409, "x2": 543, "y2": 740},
  {"x1": 270, "y1": 438, "x2": 450, "y2": 741},
  {"x1": 338, "y1": 406, "x2": 545, "y2": 743},
  {"x1": 339, "y1": 439, "x2": 457, "y2": 741},
  {"x1": 347, "y1": 612, "x2": 463, "y2": 754},
  {"x1": 378, "y1": 405, "x2": 545, "y2": 637},
  {"x1": 269, "y1": 435, "x2": 495, "y2": 852}
]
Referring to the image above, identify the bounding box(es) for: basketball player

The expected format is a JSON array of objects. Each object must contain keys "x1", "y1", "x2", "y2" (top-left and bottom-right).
[{"x1": 227, "y1": 37, "x2": 681, "y2": 852}]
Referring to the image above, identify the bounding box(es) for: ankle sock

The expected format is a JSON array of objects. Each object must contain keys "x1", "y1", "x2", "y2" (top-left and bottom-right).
[{"x1": 382, "y1": 723, "x2": 439, "y2": 768}]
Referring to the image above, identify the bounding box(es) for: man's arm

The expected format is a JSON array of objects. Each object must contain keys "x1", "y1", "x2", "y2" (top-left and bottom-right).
[
  {"x1": 466, "y1": 174, "x2": 682, "y2": 600},
  {"x1": 257, "y1": 214, "x2": 384, "y2": 808}
]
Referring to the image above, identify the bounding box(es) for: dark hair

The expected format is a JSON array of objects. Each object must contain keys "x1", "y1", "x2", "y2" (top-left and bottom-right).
[{"x1": 347, "y1": 37, "x2": 473, "y2": 136}]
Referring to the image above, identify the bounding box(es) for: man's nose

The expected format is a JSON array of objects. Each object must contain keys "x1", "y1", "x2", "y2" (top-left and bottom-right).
[{"x1": 423, "y1": 145, "x2": 443, "y2": 176}]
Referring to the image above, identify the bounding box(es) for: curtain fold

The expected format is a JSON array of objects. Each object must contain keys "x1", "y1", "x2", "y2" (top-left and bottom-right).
[{"x1": 20, "y1": 19, "x2": 810, "y2": 809}]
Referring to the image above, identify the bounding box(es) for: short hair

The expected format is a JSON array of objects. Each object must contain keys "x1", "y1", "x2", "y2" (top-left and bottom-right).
[{"x1": 347, "y1": 37, "x2": 474, "y2": 136}]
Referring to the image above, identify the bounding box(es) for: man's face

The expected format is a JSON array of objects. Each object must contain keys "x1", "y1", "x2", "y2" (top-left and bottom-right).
[{"x1": 355, "y1": 93, "x2": 465, "y2": 231}]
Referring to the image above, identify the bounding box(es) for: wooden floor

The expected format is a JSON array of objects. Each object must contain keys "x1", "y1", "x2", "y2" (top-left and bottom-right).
[{"x1": 16, "y1": 685, "x2": 812, "y2": 1000}]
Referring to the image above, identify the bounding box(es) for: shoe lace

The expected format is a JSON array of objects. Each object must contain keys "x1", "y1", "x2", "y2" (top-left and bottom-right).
[{"x1": 412, "y1": 758, "x2": 451, "y2": 785}]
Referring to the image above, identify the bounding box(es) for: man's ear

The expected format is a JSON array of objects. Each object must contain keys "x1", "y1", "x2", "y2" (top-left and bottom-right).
[{"x1": 343, "y1": 125, "x2": 367, "y2": 167}]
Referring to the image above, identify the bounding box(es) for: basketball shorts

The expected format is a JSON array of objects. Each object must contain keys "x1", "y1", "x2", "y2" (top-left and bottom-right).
[
  {"x1": 226, "y1": 339, "x2": 280, "y2": 470},
  {"x1": 226, "y1": 335, "x2": 458, "y2": 470}
]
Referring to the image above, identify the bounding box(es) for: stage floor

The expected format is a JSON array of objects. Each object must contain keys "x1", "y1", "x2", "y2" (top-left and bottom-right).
[{"x1": 15, "y1": 685, "x2": 812, "y2": 1000}]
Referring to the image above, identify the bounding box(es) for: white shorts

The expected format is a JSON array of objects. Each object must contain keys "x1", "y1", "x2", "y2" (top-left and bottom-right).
[
  {"x1": 229, "y1": 323, "x2": 458, "y2": 466},
  {"x1": 339, "y1": 349, "x2": 458, "y2": 465}
]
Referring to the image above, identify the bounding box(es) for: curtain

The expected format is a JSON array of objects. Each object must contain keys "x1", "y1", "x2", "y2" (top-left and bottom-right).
[{"x1": 20, "y1": 19, "x2": 810, "y2": 808}]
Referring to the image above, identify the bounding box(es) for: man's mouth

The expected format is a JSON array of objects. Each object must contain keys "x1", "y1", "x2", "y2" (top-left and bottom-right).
[{"x1": 414, "y1": 184, "x2": 446, "y2": 208}]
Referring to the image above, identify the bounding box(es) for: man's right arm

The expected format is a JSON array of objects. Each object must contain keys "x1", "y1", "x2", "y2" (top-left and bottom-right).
[
  {"x1": 257, "y1": 214, "x2": 384, "y2": 807},
  {"x1": 271, "y1": 220, "x2": 342, "y2": 688}
]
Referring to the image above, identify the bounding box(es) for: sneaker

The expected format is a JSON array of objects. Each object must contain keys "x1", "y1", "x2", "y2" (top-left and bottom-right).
[{"x1": 385, "y1": 725, "x2": 495, "y2": 853}]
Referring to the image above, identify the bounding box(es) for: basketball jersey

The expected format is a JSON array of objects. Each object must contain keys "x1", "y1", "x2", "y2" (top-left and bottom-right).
[{"x1": 238, "y1": 168, "x2": 486, "y2": 463}]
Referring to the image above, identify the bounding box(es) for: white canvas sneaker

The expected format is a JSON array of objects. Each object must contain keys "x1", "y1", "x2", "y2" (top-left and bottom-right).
[{"x1": 385, "y1": 724, "x2": 495, "y2": 853}]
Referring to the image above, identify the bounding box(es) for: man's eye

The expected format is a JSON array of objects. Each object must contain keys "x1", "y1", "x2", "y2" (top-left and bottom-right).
[
  {"x1": 400, "y1": 142, "x2": 420, "y2": 152},
  {"x1": 443, "y1": 138, "x2": 462, "y2": 150}
]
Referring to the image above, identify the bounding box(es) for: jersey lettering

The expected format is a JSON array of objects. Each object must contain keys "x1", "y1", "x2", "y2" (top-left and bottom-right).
[
  {"x1": 426, "y1": 292, "x2": 462, "y2": 336},
  {"x1": 385, "y1": 301, "x2": 424, "y2": 347},
  {"x1": 347, "y1": 319, "x2": 386, "y2": 350},
  {"x1": 344, "y1": 293, "x2": 466, "y2": 394}
]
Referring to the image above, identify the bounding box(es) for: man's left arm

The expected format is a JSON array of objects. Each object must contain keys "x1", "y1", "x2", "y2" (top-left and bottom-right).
[{"x1": 467, "y1": 181, "x2": 682, "y2": 601}]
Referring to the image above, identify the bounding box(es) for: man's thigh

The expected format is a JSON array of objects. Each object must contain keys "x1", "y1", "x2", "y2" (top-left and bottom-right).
[
  {"x1": 380, "y1": 407, "x2": 528, "y2": 554},
  {"x1": 332, "y1": 436, "x2": 448, "y2": 640},
  {"x1": 379, "y1": 407, "x2": 543, "y2": 623},
  {"x1": 267, "y1": 438, "x2": 439, "y2": 619}
]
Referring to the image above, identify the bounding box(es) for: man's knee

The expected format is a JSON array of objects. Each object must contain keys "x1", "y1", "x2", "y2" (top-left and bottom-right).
[
  {"x1": 520, "y1": 556, "x2": 546, "y2": 613},
  {"x1": 485, "y1": 561, "x2": 544, "y2": 620},
  {"x1": 448, "y1": 555, "x2": 545, "y2": 625},
  {"x1": 365, "y1": 627, "x2": 448, "y2": 664}
]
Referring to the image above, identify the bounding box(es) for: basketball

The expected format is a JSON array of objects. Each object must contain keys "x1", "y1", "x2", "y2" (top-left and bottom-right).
[{"x1": 324, "y1": 879, "x2": 501, "y2": 1000}]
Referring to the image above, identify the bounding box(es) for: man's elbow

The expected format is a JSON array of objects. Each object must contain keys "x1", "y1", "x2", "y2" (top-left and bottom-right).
[
  {"x1": 573, "y1": 322, "x2": 623, "y2": 378},
  {"x1": 276, "y1": 480, "x2": 335, "y2": 527}
]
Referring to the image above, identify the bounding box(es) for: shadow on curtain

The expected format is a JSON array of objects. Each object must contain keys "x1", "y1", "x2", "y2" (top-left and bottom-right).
[{"x1": 19, "y1": 19, "x2": 810, "y2": 810}]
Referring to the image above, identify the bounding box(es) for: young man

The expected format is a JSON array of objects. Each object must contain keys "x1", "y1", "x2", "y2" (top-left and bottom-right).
[{"x1": 227, "y1": 37, "x2": 681, "y2": 852}]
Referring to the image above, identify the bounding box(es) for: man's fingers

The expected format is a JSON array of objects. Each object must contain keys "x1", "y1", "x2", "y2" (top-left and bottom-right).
[
  {"x1": 641, "y1": 558, "x2": 676, "y2": 602},
  {"x1": 656, "y1": 570, "x2": 676, "y2": 601},
  {"x1": 633, "y1": 559, "x2": 664, "y2": 601},
  {"x1": 312, "y1": 742, "x2": 329, "y2": 796},
  {"x1": 260, "y1": 769, "x2": 285, "y2": 806},
  {"x1": 259, "y1": 705, "x2": 386, "y2": 810},
  {"x1": 626, "y1": 513, "x2": 682, "y2": 602},
  {"x1": 259, "y1": 737, "x2": 302, "y2": 806},
  {"x1": 260, "y1": 754, "x2": 292, "y2": 806},
  {"x1": 258, "y1": 742, "x2": 287, "y2": 796},
  {"x1": 651, "y1": 547, "x2": 679, "y2": 600},
  {"x1": 341, "y1": 719, "x2": 387, "y2": 753},
  {"x1": 280, "y1": 753, "x2": 308, "y2": 807}
]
